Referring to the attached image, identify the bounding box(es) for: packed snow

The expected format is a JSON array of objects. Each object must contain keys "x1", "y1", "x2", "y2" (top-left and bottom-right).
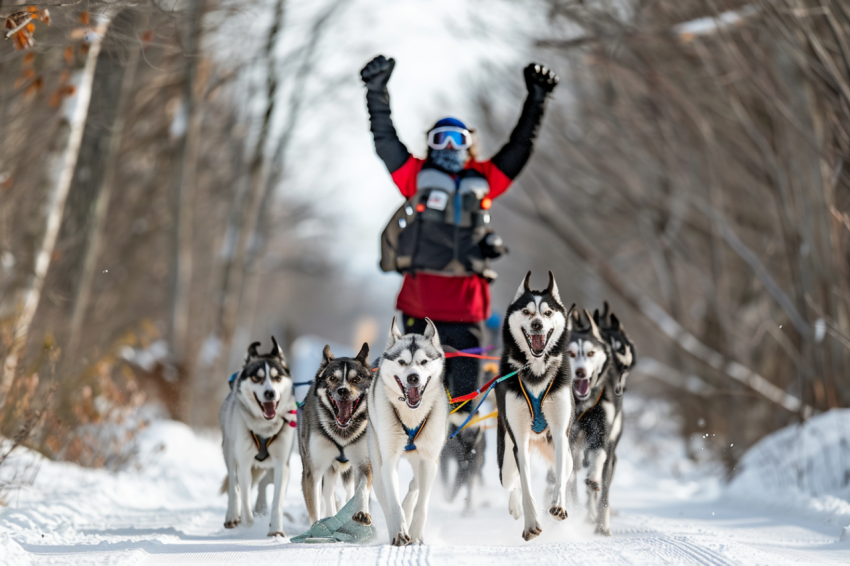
[{"x1": 1, "y1": 399, "x2": 849, "y2": 565}]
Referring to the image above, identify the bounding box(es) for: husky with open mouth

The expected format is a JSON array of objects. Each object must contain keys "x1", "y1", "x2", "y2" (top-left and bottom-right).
[
  {"x1": 564, "y1": 308, "x2": 616, "y2": 534},
  {"x1": 219, "y1": 338, "x2": 296, "y2": 536},
  {"x1": 568, "y1": 303, "x2": 637, "y2": 535},
  {"x1": 363, "y1": 317, "x2": 448, "y2": 545},
  {"x1": 496, "y1": 271, "x2": 575, "y2": 541},
  {"x1": 299, "y1": 343, "x2": 373, "y2": 524}
]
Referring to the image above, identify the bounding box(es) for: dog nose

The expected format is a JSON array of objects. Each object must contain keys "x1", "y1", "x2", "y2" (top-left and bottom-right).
[
  {"x1": 407, "y1": 374, "x2": 420, "y2": 386},
  {"x1": 531, "y1": 319, "x2": 543, "y2": 332},
  {"x1": 575, "y1": 368, "x2": 586, "y2": 379},
  {"x1": 263, "y1": 389, "x2": 276, "y2": 400},
  {"x1": 336, "y1": 387, "x2": 350, "y2": 398}
]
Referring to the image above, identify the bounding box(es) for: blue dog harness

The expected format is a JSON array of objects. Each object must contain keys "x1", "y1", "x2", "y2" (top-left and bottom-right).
[
  {"x1": 393, "y1": 407, "x2": 429, "y2": 452},
  {"x1": 518, "y1": 378, "x2": 555, "y2": 435}
]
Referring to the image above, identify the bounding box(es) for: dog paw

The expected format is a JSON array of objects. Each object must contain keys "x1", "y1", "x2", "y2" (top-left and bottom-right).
[
  {"x1": 268, "y1": 530, "x2": 286, "y2": 538},
  {"x1": 594, "y1": 525, "x2": 611, "y2": 536},
  {"x1": 242, "y1": 516, "x2": 254, "y2": 527},
  {"x1": 391, "y1": 532, "x2": 411, "y2": 546},
  {"x1": 352, "y1": 511, "x2": 372, "y2": 525},
  {"x1": 224, "y1": 519, "x2": 240, "y2": 529},
  {"x1": 585, "y1": 478, "x2": 601, "y2": 491},
  {"x1": 549, "y1": 505, "x2": 568, "y2": 521},
  {"x1": 522, "y1": 522, "x2": 542, "y2": 541}
]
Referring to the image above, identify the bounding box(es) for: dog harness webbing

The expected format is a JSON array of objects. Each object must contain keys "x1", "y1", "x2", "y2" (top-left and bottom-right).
[
  {"x1": 518, "y1": 375, "x2": 556, "y2": 435},
  {"x1": 250, "y1": 431, "x2": 279, "y2": 462},
  {"x1": 576, "y1": 386, "x2": 606, "y2": 423},
  {"x1": 392, "y1": 407, "x2": 429, "y2": 452},
  {"x1": 331, "y1": 438, "x2": 349, "y2": 463},
  {"x1": 447, "y1": 367, "x2": 525, "y2": 441}
]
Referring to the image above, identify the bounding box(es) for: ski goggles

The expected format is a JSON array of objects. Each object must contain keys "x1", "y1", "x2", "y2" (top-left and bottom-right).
[{"x1": 427, "y1": 126, "x2": 473, "y2": 150}]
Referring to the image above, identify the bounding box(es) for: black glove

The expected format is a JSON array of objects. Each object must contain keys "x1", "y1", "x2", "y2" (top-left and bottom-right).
[
  {"x1": 523, "y1": 63, "x2": 558, "y2": 98},
  {"x1": 361, "y1": 55, "x2": 396, "y2": 90}
]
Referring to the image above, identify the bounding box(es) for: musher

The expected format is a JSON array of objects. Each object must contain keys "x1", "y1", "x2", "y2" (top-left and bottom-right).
[{"x1": 360, "y1": 54, "x2": 558, "y2": 493}]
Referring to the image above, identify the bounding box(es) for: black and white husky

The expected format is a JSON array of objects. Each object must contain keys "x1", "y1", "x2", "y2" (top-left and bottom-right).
[
  {"x1": 496, "y1": 271, "x2": 575, "y2": 541},
  {"x1": 363, "y1": 317, "x2": 448, "y2": 545},
  {"x1": 565, "y1": 309, "x2": 615, "y2": 534},
  {"x1": 298, "y1": 343, "x2": 373, "y2": 524},
  {"x1": 219, "y1": 338, "x2": 296, "y2": 536},
  {"x1": 594, "y1": 302, "x2": 636, "y2": 396}
]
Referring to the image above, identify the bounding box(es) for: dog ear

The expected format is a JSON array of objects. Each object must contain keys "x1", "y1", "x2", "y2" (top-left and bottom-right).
[
  {"x1": 245, "y1": 341, "x2": 261, "y2": 362},
  {"x1": 322, "y1": 344, "x2": 335, "y2": 366},
  {"x1": 602, "y1": 301, "x2": 610, "y2": 324},
  {"x1": 566, "y1": 303, "x2": 577, "y2": 331},
  {"x1": 585, "y1": 309, "x2": 603, "y2": 341},
  {"x1": 355, "y1": 342, "x2": 369, "y2": 365},
  {"x1": 423, "y1": 317, "x2": 441, "y2": 349},
  {"x1": 269, "y1": 336, "x2": 286, "y2": 360},
  {"x1": 513, "y1": 271, "x2": 532, "y2": 302},
  {"x1": 545, "y1": 271, "x2": 563, "y2": 307},
  {"x1": 610, "y1": 313, "x2": 621, "y2": 332},
  {"x1": 593, "y1": 308, "x2": 601, "y2": 328},
  {"x1": 387, "y1": 316, "x2": 404, "y2": 348}
]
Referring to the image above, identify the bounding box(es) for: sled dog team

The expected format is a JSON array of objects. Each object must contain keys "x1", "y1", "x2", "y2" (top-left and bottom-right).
[{"x1": 219, "y1": 271, "x2": 636, "y2": 545}]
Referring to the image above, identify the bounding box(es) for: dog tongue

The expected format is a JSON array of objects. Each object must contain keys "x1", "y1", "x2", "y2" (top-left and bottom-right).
[
  {"x1": 407, "y1": 386, "x2": 422, "y2": 407},
  {"x1": 336, "y1": 399, "x2": 354, "y2": 425},
  {"x1": 261, "y1": 401, "x2": 276, "y2": 419},
  {"x1": 574, "y1": 379, "x2": 590, "y2": 397},
  {"x1": 530, "y1": 333, "x2": 546, "y2": 352}
]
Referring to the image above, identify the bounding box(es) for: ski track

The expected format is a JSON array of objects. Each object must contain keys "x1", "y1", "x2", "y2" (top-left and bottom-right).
[{"x1": 2, "y1": 418, "x2": 849, "y2": 565}]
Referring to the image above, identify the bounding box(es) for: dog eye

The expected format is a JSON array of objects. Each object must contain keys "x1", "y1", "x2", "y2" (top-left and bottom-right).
[
  {"x1": 569, "y1": 352, "x2": 576, "y2": 358},
  {"x1": 419, "y1": 359, "x2": 428, "y2": 366},
  {"x1": 522, "y1": 309, "x2": 530, "y2": 316},
  {"x1": 544, "y1": 310, "x2": 553, "y2": 317},
  {"x1": 398, "y1": 360, "x2": 407, "y2": 367},
  {"x1": 588, "y1": 351, "x2": 595, "y2": 357},
  {"x1": 351, "y1": 377, "x2": 360, "y2": 384}
]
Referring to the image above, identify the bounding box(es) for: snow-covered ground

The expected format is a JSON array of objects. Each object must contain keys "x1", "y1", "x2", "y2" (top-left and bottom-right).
[{"x1": 2, "y1": 400, "x2": 849, "y2": 565}]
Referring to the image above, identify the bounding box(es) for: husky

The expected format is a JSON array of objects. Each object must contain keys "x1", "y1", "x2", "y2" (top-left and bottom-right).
[
  {"x1": 219, "y1": 338, "x2": 297, "y2": 536},
  {"x1": 564, "y1": 309, "x2": 615, "y2": 534},
  {"x1": 594, "y1": 302, "x2": 636, "y2": 396},
  {"x1": 299, "y1": 343, "x2": 373, "y2": 524},
  {"x1": 495, "y1": 271, "x2": 574, "y2": 541},
  {"x1": 362, "y1": 317, "x2": 448, "y2": 545}
]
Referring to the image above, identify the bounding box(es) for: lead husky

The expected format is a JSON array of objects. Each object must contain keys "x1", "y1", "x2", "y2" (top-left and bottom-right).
[
  {"x1": 363, "y1": 317, "x2": 448, "y2": 545},
  {"x1": 219, "y1": 338, "x2": 296, "y2": 536},
  {"x1": 496, "y1": 271, "x2": 574, "y2": 541},
  {"x1": 565, "y1": 309, "x2": 615, "y2": 534},
  {"x1": 299, "y1": 343, "x2": 373, "y2": 524}
]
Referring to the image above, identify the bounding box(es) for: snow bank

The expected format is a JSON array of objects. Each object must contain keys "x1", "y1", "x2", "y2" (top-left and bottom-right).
[{"x1": 726, "y1": 408, "x2": 850, "y2": 526}]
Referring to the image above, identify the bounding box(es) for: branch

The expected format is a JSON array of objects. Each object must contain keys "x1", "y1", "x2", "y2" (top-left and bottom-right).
[
  {"x1": 522, "y1": 181, "x2": 815, "y2": 418},
  {"x1": 4, "y1": 15, "x2": 32, "y2": 39}
]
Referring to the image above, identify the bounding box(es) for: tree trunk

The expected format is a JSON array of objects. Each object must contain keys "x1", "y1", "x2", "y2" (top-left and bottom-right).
[
  {"x1": 168, "y1": 0, "x2": 207, "y2": 367},
  {"x1": 66, "y1": 17, "x2": 141, "y2": 358},
  {"x1": 0, "y1": 13, "x2": 114, "y2": 412},
  {"x1": 206, "y1": 0, "x2": 287, "y2": 388}
]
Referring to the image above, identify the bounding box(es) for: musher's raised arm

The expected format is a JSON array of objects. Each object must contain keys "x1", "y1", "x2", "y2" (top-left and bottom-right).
[
  {"x1": 490, "y1": 64, "x2": 559, "y2": 187},
  {"x1": 361, "y1": 55, "x2": 410, "y2": 174}
]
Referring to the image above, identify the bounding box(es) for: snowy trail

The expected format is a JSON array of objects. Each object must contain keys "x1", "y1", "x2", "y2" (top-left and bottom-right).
[{"x1": 2, "y1": 406, "x2": 849, "y2": 565}]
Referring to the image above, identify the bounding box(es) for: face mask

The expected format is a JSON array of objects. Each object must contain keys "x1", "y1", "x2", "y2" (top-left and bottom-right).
[{"x1": 429, "y1": 148, "x2": 468, "y2": 174}]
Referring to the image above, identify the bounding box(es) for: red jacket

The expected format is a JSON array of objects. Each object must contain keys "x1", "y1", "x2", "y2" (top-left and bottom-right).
[{"x1": 390, "y1": 156, "x2": 513, "y2": 323}]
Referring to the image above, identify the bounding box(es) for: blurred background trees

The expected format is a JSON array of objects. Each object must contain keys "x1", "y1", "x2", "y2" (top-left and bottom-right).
[{"x1": 0, "y1": 0, "x2": 848, "y2": 473}]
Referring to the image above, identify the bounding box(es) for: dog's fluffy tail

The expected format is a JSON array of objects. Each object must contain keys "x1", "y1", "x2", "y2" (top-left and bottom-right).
[{"x1": 220, "y1": 467, "x2": 267, "y2": 494}]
